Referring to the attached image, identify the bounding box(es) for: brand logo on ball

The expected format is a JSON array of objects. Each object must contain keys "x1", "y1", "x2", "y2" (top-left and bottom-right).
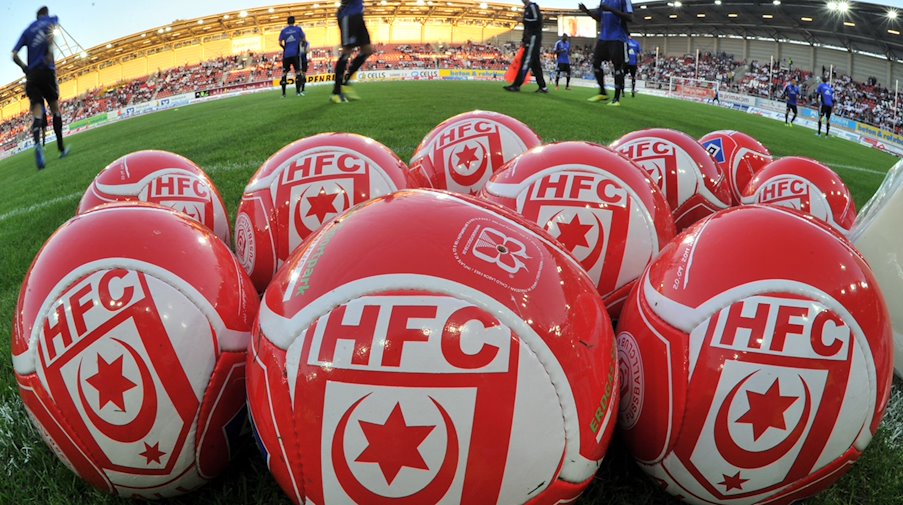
[
  {"x1": 280, "y1": 147, "x2": 394, "y2": 251},
  {"x1": 616, "y1": 139, "x2": 682, "y2": 211},
  {"x1": 453, "y1": 217, "x2": 543, "y2": 292},
  {"x1": 754, "y1": 176, "x2": 834, "y2": 226},
  {"x1": 672, "y1": 293, "x2": 868, "y2": 498},
  {"x1": 140, "y1": 174, "x2": 213, "y2": 226},
  {"x1": 617, "y1": 332, "x2": 644, "y2": 430},
  {"x1": 234, "y1": 212, "x2": 256, "y2": 275},
  {"x1": 517, "y1": 169, "x2": 630, "y2": 293},
  {"x1": 35, "y1": 268, "x2": 206, "y2": 478},
  {"x1": 702, "y1": 138, "x2": 726, "y2": 164},
  {"x1": 432, "y1": 119, "x2": 507, "y2": 195},
  {"x1": 289, "y1": 294, "x2": 517, "y2": 502}
]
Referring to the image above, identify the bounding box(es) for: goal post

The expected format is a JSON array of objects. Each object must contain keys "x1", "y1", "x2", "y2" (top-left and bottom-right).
[{"x1": 668, "y1": 76, "x2": 720, "y2": 102}]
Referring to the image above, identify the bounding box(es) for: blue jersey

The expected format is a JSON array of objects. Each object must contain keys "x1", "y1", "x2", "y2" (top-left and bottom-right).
[
  {"x1": 339, "y1": 0, "x2": 364, "y2": 17},
  {"x1": 784, "y1": 84, "x2": 799, "y2": 106},
  {"x1": 817, "y1": 82, "x2": 835, "y2": 107},
  {"x1": 13, "y1": 15, "x2": 59, "y2": 72},
  {"x1": 555, "y1": 40, "x2": 570, "y2": 64},
  {"x1": 599, "y1": 0, "x2": 633, "y2": 42},
  {"x1": 279, "y1": 25, "x2": 305, "y2": 58},
  {"x1": 627, "y1": 39, "x2": 641, "y2": 66}
]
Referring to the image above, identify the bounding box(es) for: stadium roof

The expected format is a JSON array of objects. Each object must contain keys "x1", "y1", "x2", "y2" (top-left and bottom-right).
[{"x1": 628, "y1": 0, "x2": 903, "y2": 61}]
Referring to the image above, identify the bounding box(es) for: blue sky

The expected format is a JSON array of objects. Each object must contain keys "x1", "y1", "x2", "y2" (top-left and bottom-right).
[{"x1": 4, "y1": 0, "x2": 903, "y2": 87}]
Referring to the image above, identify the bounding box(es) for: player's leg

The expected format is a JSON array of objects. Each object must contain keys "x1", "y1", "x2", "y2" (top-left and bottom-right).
[
  {"x1": 791, "y1": 105, "x2": 797, "y2": 125},
  {"x1": 555, "y1": 64, "x2": 561, "y2": 89},
  {"x1": 825, "y1": 107, "x2": 832, "y2": 136},
  {"x1": 610, "y1": 42, "x2": 626, "y2": 104},
  {"x1": 333, "y1": 15, "x2": 354, "y2": 102},
  {"x1": 511, "y1": 35, "x2": 538, "y2": 89},
  {"x1": 588, "y1": 40, "x2": 608, "y2": 101},
  {"x1": 785, "y1": 105, "x2": 790, "y2": 124},
  {"x1": 817, "y1": 106, "x2": 823, "y2": 135},
  {"x1": 630, "y1": 66, "x2": 637, "y2": 96},
  {"x1": 26, "y1": 74, "x2": 47, "y2": 168},
  {"x1": 529, "y1": 41, "x2": 547, "y2": 92},
  {"x1": 281, "y1": 58, "x2": 291, "y2": 97},
  {"x1": 48, "y1": 99, "x2": 68, "y2": 157},
  {"x1": 298, "y1": 54, "x2": 308, "y2": 94},
  {"x1": 565, "y1": 64, "x2": 571, "y2": 90}
]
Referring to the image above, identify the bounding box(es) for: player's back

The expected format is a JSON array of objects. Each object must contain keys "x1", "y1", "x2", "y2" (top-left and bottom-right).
[
  {"x1": 627, "y1": 39, "x2": 640, "y2": 65},
  {"x1": 16, "y1": 16, "x2": 59, "y2": 71},
  {"x1": 280, "y1": 26, "x2": 304, "y2": 57},
  {"x1": 817, "y1": 82, "x2": 835, "y2": 106}
]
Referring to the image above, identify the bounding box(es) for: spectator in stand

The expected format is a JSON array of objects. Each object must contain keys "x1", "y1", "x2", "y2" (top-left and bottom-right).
[
  {"x1": 11, "y1": 6, "x2": 71, "y2": 169},
  {"x1": 626, "y1": 37, "x2": 640, "y2": 97},
  {"x1": 782, "y1": 78, "x2": 799, "y2": 127},
  {"x1": 816, "y1": 75, "x2": 835, "y2": 137},
  {"x1": 279, "y1": 17, "x2": 307, "y2": 97},
  {"x1": 554, "y1": 33, "x2": 571, "y2": 90},
  {"x1": 331, "y1": 0, "x2": 373, "y2": 103},
  {"x1": 580, "y1": 0, "x2": 634, "y2": 106}
]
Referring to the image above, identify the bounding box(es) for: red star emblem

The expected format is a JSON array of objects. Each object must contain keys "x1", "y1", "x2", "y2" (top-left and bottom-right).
[
  {"x1": 139, "y1": 442, "x2": 166, "y2": 465},
  {"x1": 86, "y1": 354, "x2": 136, "y2": 411},
  {"x1": 554, "y1": 214, "x2": 593, "y2": 252},
  {"x1": 736, "y1": 379, "x2": 798, "y2": 441},
  {"x1": 306, "y1": 188, "x2": 338, "y2": 224},
  {"x1": 455, "y1": 145, "x2": 480, "y2": 169},
  {"x1": 718, "y1": 471, "x2": 748, "y2": 491},
  {"x1": 355, "y1": 403, "x2": 435, "y2": 485}
]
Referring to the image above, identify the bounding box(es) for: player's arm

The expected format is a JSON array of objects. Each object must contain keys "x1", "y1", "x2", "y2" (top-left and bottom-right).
[
  {"x1": 12, "y1": 35, "x2": 28, "y2": 74},
  {"x1": 524, "y1": 2, "x2": 540, "y2": 22},
  {"x1": 578, "y1": 3, "x2": 601, "y2": 21}
]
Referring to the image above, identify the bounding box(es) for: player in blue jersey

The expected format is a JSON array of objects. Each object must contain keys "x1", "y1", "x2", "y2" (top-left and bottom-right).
[
  {"x1": 626, "y1": 37, "x2": 640, "y2": 97},
  {"x1": 504, "y1": 0, "x2": 549, "y2": 93},
  {"x1": 579, "y1": 0, "x2": 634, "y2": 106},
  {"x1": 782, "y1": 78, "x2": 799, "y2": 126},
  {"x1": 554, "y1": 33, "x2": 571, "y2": 90},
  {"x1": 331, "y1": 0, "x2": 373, "y2": 103},
  {"x1": 279, "y1": 16, "x2": 307, "y2": 97},
  {"x1": 12, "y1": 6, "x2": 70, "y2": 169},
  {"x1": 816, "y1": 75, "x2": 834, "y2": 137}
]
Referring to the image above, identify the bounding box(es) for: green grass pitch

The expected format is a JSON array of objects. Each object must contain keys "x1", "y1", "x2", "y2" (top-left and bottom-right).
[{"x1": 0, "y1": 80, "x2": 901, "y2": 504}]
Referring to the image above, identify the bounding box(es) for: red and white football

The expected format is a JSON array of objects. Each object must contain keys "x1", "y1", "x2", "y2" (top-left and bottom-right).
[
  {"x1": 409, "y1": 110, "x2": 542, "y2": 195},
  {"x1": 77, "y1": 150, "x2": 231, "y2": 244},
  {"x1": 616, "y1": 205, "x2": 892, "y2": 504},
  {"x1": 247, "y1": 189, "x2": 618, "y2": 505},
  {"x1": 480, "y1": 141, "x2": 675, "y2": 319},
  {"x1": 699, "y1": 130, "x2": 773, "y2": 205},
  {"x1": 741, "y1": 156, "x2": 857, "y2": 234},
  {"x1": 234, "y1": 133, "x2": 416, "y2": 292},
  {"x1": 610, "y1": 128, "x2": 731, "y2": 230},
  {"x1": 12, "y1": 202, "x2": 259, "y2": 498}
]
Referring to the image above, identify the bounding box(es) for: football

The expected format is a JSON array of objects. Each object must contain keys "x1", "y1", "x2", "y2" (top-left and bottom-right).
[
  {"x1": 12, "y1": 202, "x2": 259, "y2": 498},
  {"x1": 409, "y1": 110, "x2": 542, "y2": 195},
  {"x1": 480, "y1": 141, "x2": 675, "y2": 319},
  {"x1": 234, "y1": 132, "x2": 416, "y2": 292},
  {"x1": 616, "y1": 205, "x2": 892, "y2": 504},
  {"x1": 741, "y1": 156, "x2": 857, "y2": 234},
  {"x1": 699, "y1": 130, "x2": 773, "y2": 205},
  {"x1": 850, "y1": 158, "x2": 903, "y2": 377},
  {"x1": 610, "y1": 128, "x2": 732, "y2": 230},
  {"x1": 247, "y1": 188, "x2": 618, "y2": 504},
  {"x1": 77, "y1": 150, "x2": 231, "y2": 244}
]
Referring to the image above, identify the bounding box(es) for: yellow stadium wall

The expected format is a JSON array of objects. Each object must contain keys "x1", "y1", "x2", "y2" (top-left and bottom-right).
[{"x1": 174, "y1": 43, "x2": 204, "y2": 67}]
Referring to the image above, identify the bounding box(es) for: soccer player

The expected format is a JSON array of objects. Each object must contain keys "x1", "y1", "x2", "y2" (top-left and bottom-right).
[
  {"x1": 279, "y1": 16, "x2": 307, "y2": 97},
  {"x1": 783, "y1": 78, "x2": 799, "y2": 126},
  {"x1": 12, "y1": 6, "x2": 70, "y2": 169},
  {"x1": 626, "y1": 37, "x2": 640, "y2": 97},
  {"x1": 579, "y1": 0, "x2": 634, "y2": 106},
  {"x1": 331, "y1": 0, "x2": 373, "y2": 103},
  {"x1": 554, "y1": 33, "x2": 571, "y2": 90},
  {"x1": 503, "y1": 0, "x2": 549, "y2": 93},
  {"x1": 816, "y1": 75, "x2": 834, "y2": 137}
]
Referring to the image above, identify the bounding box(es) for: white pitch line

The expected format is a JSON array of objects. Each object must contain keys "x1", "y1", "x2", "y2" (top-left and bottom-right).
[
  {"x1": 0, "y1": 192, "x2": 81, "y2": 224},
  {"x1": 829, "y1": 163, "x2": 888, "y2": 176}
]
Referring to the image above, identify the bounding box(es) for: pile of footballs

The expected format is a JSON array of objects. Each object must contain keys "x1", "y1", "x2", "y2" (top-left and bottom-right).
[{"x1": 12, "y1": 109, "x2": 903, "y2": 504}]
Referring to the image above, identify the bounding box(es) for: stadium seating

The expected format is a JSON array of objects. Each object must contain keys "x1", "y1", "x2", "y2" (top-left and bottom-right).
[{"x1": 2, "y1": 43, "x2": 902, "y2": 148}]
